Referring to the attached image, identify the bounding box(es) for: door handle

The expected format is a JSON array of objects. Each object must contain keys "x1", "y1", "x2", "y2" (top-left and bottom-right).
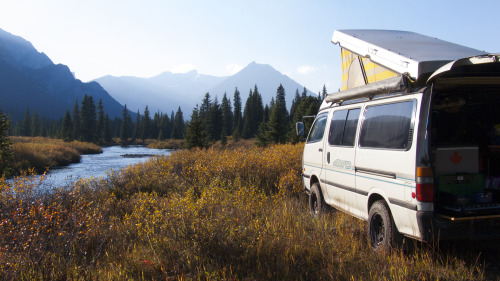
[
  {"x1": 319, "y1": 148, "x2": 323, "y2": 152},
  {"x1": 327, "y1": 152, "x2": 330, "y2": 164}
]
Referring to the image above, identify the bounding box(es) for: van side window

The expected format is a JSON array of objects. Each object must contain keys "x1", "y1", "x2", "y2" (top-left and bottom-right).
[
  {"x1": 328, "y1": 108, "x2": 360, "y2": 146},
  {"x1": 359, "y1": 100, "x2": 414, "y2": 149},
  {"x1": 307, "y1": 113, "x2": 328, "y2": 143}
]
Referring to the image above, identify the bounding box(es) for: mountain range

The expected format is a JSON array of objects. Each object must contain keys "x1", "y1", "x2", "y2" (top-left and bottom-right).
[
  {"x1": 95, "y1": 62, "x2": 314, "y2": 115},
  {"x1": 0, "y1": 27, "x2": 314, "y2": 121},
  {"x1": 0, "y1": 28, "x2": 126, "y2": 121}
]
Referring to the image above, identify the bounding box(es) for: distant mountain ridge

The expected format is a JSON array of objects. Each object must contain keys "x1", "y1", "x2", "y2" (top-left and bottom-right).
[
  {"x1": 0, "y1": 27, "x2": 315, "y2": 122},
  {"x1": 95, "y1": 70, "x2": 226, "y2": 115},
  {"x1": 95, "y1": 62, "x2": 315, "y2": 114},
  {"x1": 208, "y1": 62, "x2": 314, "y2": 109},
  {"x1": 0, "y1": 28, "x2": 126, "y2": 121}
]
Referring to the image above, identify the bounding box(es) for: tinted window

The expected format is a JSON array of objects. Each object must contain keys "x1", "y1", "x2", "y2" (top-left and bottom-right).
[
  {"x1": 328, "y1": 109, "x2": 360, "y2": 146},
  {"x1": 344, "y1": 109, "x2": 361, "y2": 146},
  {"x1": 328, "y1": 110, "x2": 348, "y2": 145},
  {"x1": 307, "y1": 113, "x2": 328, "y2": 143},
  {"x1": 359, "y1": 101, "x2": 414, "y2": 149}
]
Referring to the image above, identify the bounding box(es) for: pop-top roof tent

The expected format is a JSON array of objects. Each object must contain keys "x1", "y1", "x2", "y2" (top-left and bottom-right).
[
  {"x1": 331, "y1": 29, "x2": 488, "y2": 91},
  {"x1": 323, "y1": 29, "x2": 490, "y2": 104}
]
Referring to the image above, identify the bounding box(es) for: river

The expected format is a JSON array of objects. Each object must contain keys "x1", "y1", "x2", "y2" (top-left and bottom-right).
[{"x1": 29, "y1": 145, "x2": 171, "y2": 189}]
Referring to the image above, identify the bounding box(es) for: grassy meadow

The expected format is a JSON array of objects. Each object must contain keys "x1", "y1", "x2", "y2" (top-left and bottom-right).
[
  {"x1": 8, "y1": 136, "x2": 102, "y2": 175},
  {"x1": 0, "y1": 142, "x2": 493, "y2": 280}
]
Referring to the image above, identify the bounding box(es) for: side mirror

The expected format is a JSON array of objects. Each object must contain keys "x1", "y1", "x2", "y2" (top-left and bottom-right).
[{"x1": 296, "y1": 122, "x2": 305, "y2": 137}]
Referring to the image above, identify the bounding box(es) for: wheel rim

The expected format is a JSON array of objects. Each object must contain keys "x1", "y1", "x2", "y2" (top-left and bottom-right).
[{"x1": 370, "y1": 213, "x2": 385, "y2": 247}]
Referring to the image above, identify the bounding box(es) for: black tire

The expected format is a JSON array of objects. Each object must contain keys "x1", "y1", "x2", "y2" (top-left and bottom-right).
[
  {"x1": 367, "y1": 200, "x2": 401, "y2": 250},
  {"x1": 309, "y1": 183, "x2": 327, "y2": 217}
]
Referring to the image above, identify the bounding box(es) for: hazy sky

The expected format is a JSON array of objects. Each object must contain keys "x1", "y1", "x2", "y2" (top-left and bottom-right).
[{"x1": 0, "y1": 0, "x2": 498, "y2": 94}]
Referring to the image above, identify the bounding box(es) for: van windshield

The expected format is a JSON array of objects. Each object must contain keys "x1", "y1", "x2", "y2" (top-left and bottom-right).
[{"x1": 307, "y1": 113, "x2": 328, "y2": 143}]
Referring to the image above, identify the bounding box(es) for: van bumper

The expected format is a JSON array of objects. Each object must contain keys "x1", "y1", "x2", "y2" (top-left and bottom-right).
[{"x1": 417, "y1": 211, "x2": 500, "y2": 242}]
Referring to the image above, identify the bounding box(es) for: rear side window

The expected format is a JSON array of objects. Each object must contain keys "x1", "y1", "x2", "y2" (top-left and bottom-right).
[
  {"x1": 307, "y1": 113, "x2": 328, "y2": 143},
  {"x1": 359, "y1": 100, "x2": 415, "y2": 149},
  {"x1": 328, "y1": 108, "x2": 360, "y2": 146}
]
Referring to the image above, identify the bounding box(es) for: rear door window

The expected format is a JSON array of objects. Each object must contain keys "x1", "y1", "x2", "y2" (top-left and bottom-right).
[{"x1": 359, "y1": 100, "x2": 415, "y2": 150}]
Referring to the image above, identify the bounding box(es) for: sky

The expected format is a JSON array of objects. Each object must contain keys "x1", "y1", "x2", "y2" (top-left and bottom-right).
[{"x1": 0, "y1": 0, "x2": 499, "y2": 94}]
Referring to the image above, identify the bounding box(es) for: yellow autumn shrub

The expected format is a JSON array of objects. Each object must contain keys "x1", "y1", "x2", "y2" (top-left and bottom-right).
[{"x1": 0, "y1": 143, "x2": 486, "y2": 280}]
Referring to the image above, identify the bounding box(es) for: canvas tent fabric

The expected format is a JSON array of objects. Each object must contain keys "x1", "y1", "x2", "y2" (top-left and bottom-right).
[
  {"x1": 333, "y1": 29, "x2": 487, "y2": 90},
  {"x1": 341, "y1": 48, "x2": 398, "y2": 91}
]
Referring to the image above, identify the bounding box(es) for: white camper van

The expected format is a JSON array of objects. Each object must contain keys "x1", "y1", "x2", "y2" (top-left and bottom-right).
[{"x1": 298, "y1": 29, "x2": 500, "y2": 249}]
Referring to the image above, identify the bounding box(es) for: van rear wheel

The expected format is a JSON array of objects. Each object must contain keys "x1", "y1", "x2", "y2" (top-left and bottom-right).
[
  {"x1": 309, "y1": 183, "x2": 327, "y2": 217},
  {"x1": 368, "y1": 200, "x2": 401, "y2": 250}
]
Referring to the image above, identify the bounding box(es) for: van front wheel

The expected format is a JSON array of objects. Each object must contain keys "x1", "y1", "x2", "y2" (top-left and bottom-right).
[
  {"x1": 309, "y1": 183, "x2": 327, "y2": 217},
  {"x1": 368, "y1": 200, "x2": 400, "y2": 250}
]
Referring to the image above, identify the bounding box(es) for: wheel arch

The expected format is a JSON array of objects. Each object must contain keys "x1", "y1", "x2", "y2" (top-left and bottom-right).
[
  {"x1": 310, "y1": 174, "x2": 320, "y2": 187},
  {"x1": 367, "y1": 193, "x2": 389, "y2": 215},
  {"x1": 367, "y1": 192, "x2": 401, "y2": 233}
]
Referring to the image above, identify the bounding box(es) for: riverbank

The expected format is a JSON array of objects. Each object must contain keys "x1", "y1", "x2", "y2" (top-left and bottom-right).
[
  {"x1": 0, "y1": 143, "x2": 487, "y2": 280},
  {"x1": 8, "y1": 136, "x2": 102, "y2": 176}
]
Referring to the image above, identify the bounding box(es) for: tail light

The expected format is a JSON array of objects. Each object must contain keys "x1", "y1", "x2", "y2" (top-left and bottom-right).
[{"x1": 416, "y1": 167, "x2": 434, "y2": 202}]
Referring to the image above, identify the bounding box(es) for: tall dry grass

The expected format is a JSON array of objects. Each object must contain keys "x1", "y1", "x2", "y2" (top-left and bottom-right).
[
  {"x1": 8, "y1": 137, "x2": 102, "y2": 175},
  {"x1": 0, "y1": 143, "x2": 489, "y2": 280}
]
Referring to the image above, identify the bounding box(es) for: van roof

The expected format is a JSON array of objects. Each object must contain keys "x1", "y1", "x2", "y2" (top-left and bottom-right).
[{"x1": 332, "y1": 30, "x2": 488, "y2": 79}]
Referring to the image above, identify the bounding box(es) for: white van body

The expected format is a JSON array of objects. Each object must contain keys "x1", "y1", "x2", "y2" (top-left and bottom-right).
[{"x1": 301, "y1": 30, "x2": 500, "y2": 248}]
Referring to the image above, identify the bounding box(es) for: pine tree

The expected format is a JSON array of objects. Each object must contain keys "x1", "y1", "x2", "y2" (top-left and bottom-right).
[
  {"x1": 152, "y1": 112, "x2": 161, "y2": 139},
  {"x1": 169, "y1": 111, "x2": 175, "y2": 138},
  {"x1": 242, "y1": 85, "x2": 264, "y2": 138},
  {"x1": 6, "y1": 115, "x2": 12, "y2": 136},
  {"x1": 72, "y1": 99, "x2": 81, "y2": 140},
  {"x1": 242, "y1": 89, "x2": 253, "y2": 138},
  {"x1": 21, "y1": 107, "x2": 31, "y2": 136},
  {"x1": 292, "y1": 95, "x2": 322, "y2": 136},
  {"x1": 221, "y1": 93, "x2": 233, "y2": 136},
  {"x1": 233, "y1": 87, "x2": 242, "y2": 136},
  {"x1": 96, "y1": 99, "x2": 105, "y2": 143},
  {"x1": 255, "y1": 121, "x2": 269, "y2": 147},
  {"x1": 61, "y1": 110, "x2": 73, "y2": 141},
  {"x1": 171, "y1": 107, "x2": 184, "y2": 139},
  {"x1": 185, "y1": 106, "x2": 210, "y2": 149},
  {"x1": 13, "y1": 121, "x2": 20, "y2": 136},
  {"x1": 200, "y1": 93, "x2": 212, "y2": 119},
  {"x1": 103, "y1": 114, "x2": 112, "y2": 143},
  {"x1": 142, "y1": 106, "x2": 151, "y2": 140},
  {"x1": 80, "y1": 95, "x2": 97, "y2": 142},
  {"x1": 159, "y1": 113, "x2": 170, "y2": 140},
  {"x1": 267, "y1": 84, "x2": 289, "y2": 144},
  {"x1": 133, "y1": 110, "x2": 141, "y2": 141},
  {"x1": 264, "y1": 103, "x2": 271, "y2": 123},
  {"x1": 40, "y1": 117, "x2": 47, "y2": 137},
  {"x1": 220, "y1": 127, "x2": 227, "y2": 146},
  {"x1": 199, "y1": 92, "x2": 212, "y2": 138},
  {"x1": 120, "y1": 105, "x2": 132, "y2": 144},
  {"x1": 209, "y1": 96, "x2": 223, "y2": 140},
  {"x1": 290, "y1": 89, "x2": 302, "y2": 123},
  {"x1": 31, "y1": 111, "x2": 40, "y2": 137}
]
